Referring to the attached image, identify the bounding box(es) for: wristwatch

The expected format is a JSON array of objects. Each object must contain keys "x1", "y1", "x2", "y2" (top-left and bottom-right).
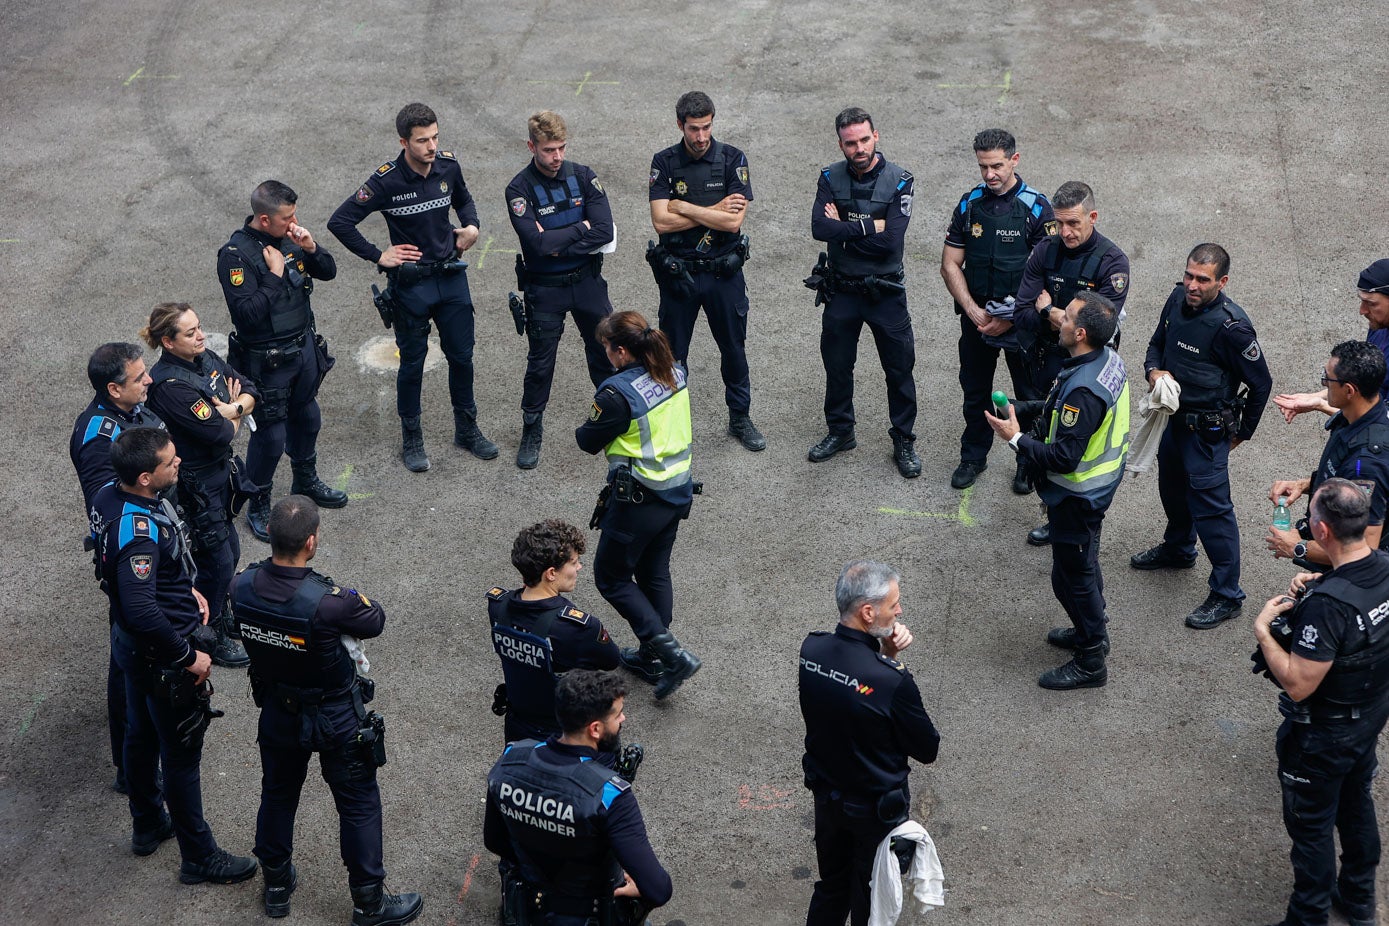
[
  {"x1": 1008, "y1": 433, "x2": 1023, "y2": 452},
  {"x1": 1292, "y1": 541, "x2": 1308, "y2": 559}
]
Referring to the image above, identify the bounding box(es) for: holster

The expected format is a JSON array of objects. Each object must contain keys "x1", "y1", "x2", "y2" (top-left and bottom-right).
[
  {"x1": 589, "y1": 484, "x2": 612, "y2": 530},
  {"x1": 645, "y1": 240, "x2": 694, "y2": 299}
]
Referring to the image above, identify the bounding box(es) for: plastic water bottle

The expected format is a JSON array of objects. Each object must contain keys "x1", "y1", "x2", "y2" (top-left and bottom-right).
[
  {"x1": 992, "y1": 390, "x2": 1009, "y2": 418},
  {"x1": 1273, "y1": 496, "x2": 1292, "y2": 530}
]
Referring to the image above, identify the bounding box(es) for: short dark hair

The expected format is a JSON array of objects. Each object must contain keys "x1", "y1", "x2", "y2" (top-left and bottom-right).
[
  {"x1": 111, "y1": 427, "x2": 171, "y2": 486},
  {"x1": 511, "y1": 519, "x2": 586, "y2": 587},
  {"x1": 675, "y1": 91, "x2": 714, "y2": 124},
  {"x1": 250, "y1": 180, "x2": 297, "y2": 219},
  {"x1": 1311, "y1": 477, "x2": 1372, "y2": 543},
  {"x1": 1329, "y1": 340, "x2": 1387, "y2": 397},
  {"x1": 1188, "y1": 242, "x2": 1231, "y2": 279},
  {"x1": 973, "y1": 129, "x2": 1016, "y2": 157},
  {"x1": 1053, "y1": 181, "x2": 1095, "y2": 212},
  {"x1": 396, "y1": 103, "x2": 438, "y2": 139},
  {"x1": 269, "y1": 495, "x2": 320, "y2": 557},
  {"x1": 1072, "y1": 291, "x2": 1119, "y2": 347},
  {"x1": 554, "y1": 670, "x2": 628, "y2": 735},
  {"x1": 88, "y1": 342, "x2": 144, "y2": 394},
  {"x1": 835, "y1": 106, "x2": 873, "y2": 134}
]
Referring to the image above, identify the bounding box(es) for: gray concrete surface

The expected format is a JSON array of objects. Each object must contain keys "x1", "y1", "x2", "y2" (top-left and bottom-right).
[{"x1": 2, "y1": 0, "x2": 1387, "y2": 923}]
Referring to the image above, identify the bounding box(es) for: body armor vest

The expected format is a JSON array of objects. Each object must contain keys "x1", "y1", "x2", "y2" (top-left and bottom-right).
[
  {"x1": 961, "y1": 184, "x2": 1039, "y2": 302},
  {"x1": 1162, "y1": 293, "x2": 1249, "y2": 411},
  {"x1": 824, "y1": 159, "x2": 907, "y2": 277},
  {"x1": 1302, "y1": 554, "x2": 1389, "y2": 707},
  {"x1": 658, "y1": 141, "x2": 738, "y2": 254},
  {"x1": 227, "y1": 228, "x2": 313, "y2": 346},
  {"x1": 233, "y1": 563, "x2": 351, "y2": 696},
  {"x1": 488, "y1": 593, "x2": 563, "y2": 731}
]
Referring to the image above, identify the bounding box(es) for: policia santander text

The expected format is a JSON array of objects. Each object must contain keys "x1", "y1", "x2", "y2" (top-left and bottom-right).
[{"x1": 231, "y1": 495, "x2": 421, "y2": 925}]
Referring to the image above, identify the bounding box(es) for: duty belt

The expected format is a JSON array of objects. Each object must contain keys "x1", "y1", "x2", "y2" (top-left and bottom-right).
[
  {"x1": 240, "y1": 331, "x2": 308, "y2": 354},
  {"x1": 112, "y1": 623, "x2": 194, "y2": 667},
  {"x1": 825, "y1": 269, "x2": 906, "y2": 294},
  {"x1": 391, "y1": 259, "x2": 467, "y2": 284},
  {"x1": 528, "y1": 258, "x2": 602, "y2": 288},
  {"x1": 1279, "y1": 691, "x2": 1375, "y2": 723}
]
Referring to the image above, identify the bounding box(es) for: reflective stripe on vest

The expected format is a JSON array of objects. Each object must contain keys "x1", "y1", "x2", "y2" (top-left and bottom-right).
[
  {"x1": 603, "y1": 366, "x2": 693, "y2": 497},
  {"x1": 1042, "y1": 348, "x2": 1131, "y2": 503}
]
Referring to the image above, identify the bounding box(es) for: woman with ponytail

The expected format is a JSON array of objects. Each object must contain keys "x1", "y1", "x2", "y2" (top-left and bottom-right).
[{"x1": 575, "y1": 311, "x2": 701, "y2": 699}]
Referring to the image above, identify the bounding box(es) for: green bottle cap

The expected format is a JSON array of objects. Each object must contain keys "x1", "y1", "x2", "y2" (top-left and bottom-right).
[{"x1": 991, "y1": 390, "x2": 1008, "y2": 408}]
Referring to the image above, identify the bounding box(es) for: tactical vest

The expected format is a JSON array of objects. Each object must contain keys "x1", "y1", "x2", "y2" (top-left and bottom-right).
[
  {"x1": 100, "y1": 495, "x2": 195, "y2": 587},
  {"x1": 488, "y1": 590, "x2": 563, "y2": 731},
  {"x1": 1315, "y1": 406, "x2": 1389, "y2": 495},
  {"x1": 658, "y1": 141, "x2": 738, "y2": 254},
  {"x1": 1301, "y1": 554, "x2": 1389, "y2": 707},
  {"x1": 528, "y1": 163, "x2": 589, "y2": 273},
  {"x1": 961, "y1": 183, "x2": 1040, "y2": 303},
  {"x1": 823, "y1": 159, "x2": 908, "y2": 277},
  {"x1": 1043, "y1": 233, "x2": 1116, "y2": 315},
  {"x1": 488, "y1": 741, "x2": 627, "y2": 904},
  {"x1": 232, "y1": 563, "x2": 350, "y2": 695},
  {"x1": 150, "y1": 353, "x2": 235, "y2": 477},
  {"x1": 1162, "y1": 293, "x2": 1249, "y2": 411},
  {"x1": 604, "y1": 366, "x2": 693, "y2": 502},
  {"x1": 78, "y1": 401, "x2": 164, "y2": 448},
  {"x1": 1038, "y1": 348, "x2": 1131, "y2": 508},
  {"x1": 227, "y1": 228, "x2": 313, "y2": 346}
]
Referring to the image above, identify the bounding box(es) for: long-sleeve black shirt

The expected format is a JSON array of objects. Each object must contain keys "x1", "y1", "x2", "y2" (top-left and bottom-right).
[{"x1": 328, "y1": 149, "x2": 479, "y2": 265}]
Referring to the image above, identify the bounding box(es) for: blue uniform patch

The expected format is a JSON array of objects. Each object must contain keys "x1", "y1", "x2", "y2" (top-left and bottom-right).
[
  {"x1": 84, "y1": 416, "x2": 119, "y2": 444},
  {"x1": 117, "y1": 504, "x2": 159, "y2": 549}
]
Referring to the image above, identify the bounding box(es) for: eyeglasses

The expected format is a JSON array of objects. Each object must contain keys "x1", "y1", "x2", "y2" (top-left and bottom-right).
[{"x1": 1320, "y1": 373, "x2": 1347, "y2": 386}]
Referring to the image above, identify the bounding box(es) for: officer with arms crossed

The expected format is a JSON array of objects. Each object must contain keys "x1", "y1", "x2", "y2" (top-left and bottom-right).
[
  {"x1": 217, "y1": 179, "x2": 347, "y2": 541},
  {"x1": 72, "y1": 342, "x2": 164, "y2": 794},
  {"x1": 647, "y1": 90, "x2": 765, "y2": 452},
  {"x1": 329, "y1": 102, "x2": 496, "y2": 472},
  {"x1": 987, "y1": 293, "x2": 1130, "y2": 689},
  {"x1": 232, "y1": 496, "x2": 422, "y2": 925},
  {"x1": 144, "y1": 302, "x2": 255, "y2": 669},
  {"x1": 505, "y1": 112, "x2": 615, "y2": 470},
  {"x1": 1132, "y1": 243, "x2": 1272, "y2": 629},
  {"x1": 95, "y1": 427, "x2": 256, "y2": 885},
  {"x1": 807, "y1": 107, "x2": 921, "y2": 478},
  {"x1": 489, "y1": 519, "x2": 621, "y2": 745},
  {"x1": 1253, "y1": 478, "x2": 1389, "y2": 926},
  {"x1": 485, "y1": 670, "x2": 673, "y2": 926},
  {"x1": 1268, "y1": 342, "x2": 1389, "y2": 567},
  {"x1": 941, "y1": 129, "x2": 1055, "y2": 493},
  {"x1": 799, "y1": 560, "x2": 940, "y2": 926}
]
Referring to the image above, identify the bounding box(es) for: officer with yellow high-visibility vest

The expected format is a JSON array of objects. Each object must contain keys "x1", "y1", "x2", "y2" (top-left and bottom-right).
[
  {"x1": 987, "y1": 291, "x2": 1130, "y2": 689},
  {"x1": 576, "y1": 311, "x2": 702, "y2": 700}
]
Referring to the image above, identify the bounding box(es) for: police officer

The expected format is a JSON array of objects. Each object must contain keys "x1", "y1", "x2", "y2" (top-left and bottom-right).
[
  {"x1": 71, "y1": 342, "x2": 165, "y2": 794},
  {"x1": 576, "y1": 312, "x2": 701, "y2": 699},
  {"x1": 1253, "y1": 478, "x2": 1389, "y2": 926},
  {"x1": 95, "y1": 427, "x2": 257, "y2": 885},
  {"x1": 144, "y1": 302, "x2": 254, "y2": 668},
  {"x1": 231, "y1": 496, "x2": 422, "y2": 925},
  {"x1": 1012, "y1": 181, "x2": 1130, "y2": 544},
  {"x1": 217, "y1": 180, "x2": 348, "y2": 542},
  {"x1": 505, "y1": 112, "x2": 615, "y2": 470},
  {"x1": 1268, "y1": 342, "x2": 1389, "y2": 567},
  {"x1": 986, "y1": 293, "x2": 1130, "y2": 688},
  {"x1": 489, "y1": 519, "x2": 620, "y2": 744},
  {"x1": 647, "y1": 91, "x2": 765, "y2": 452},
  {"x1": 799, "y1": 560, "x2": 940, "y2": 926},
  {"x1": 940, "y1": 129, "x2": 1055, "y2": 492},
  {"x1": 808, "y1": 107, "x2": 921, "y2": 478},
  {"x1": 328, "y1": 102, "x2": 496, "y2": 473},
  {"x1": 484, "y1": 670, "x2": 673, "y2": 926},
  {"x1": 1275, "y1": 258, "x2": 1389, "y2": 421},
  {"x1": 1133, "y1": 244, "x2": 1273, "y2": 630}
]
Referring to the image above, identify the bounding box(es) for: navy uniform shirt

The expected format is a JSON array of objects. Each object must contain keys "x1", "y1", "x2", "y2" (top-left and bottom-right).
[
  {"x1": 239, "y1": 561, "x2": 386, "y2": 661},
  {"x1": 506, "y1": 161, "x2": 614, "y2": 272},
  {"x1": 575, "y1": 373, "x2": 635, "y2": 455},
  {"x1": 1291, "y1": 552, "x2": 1389, "y2": 665},
  {"x1": 648, "y1": 138, "x2": 752, "y2": 258},
  {"x1": 489, "y1": 589, "x2": 619, "y2": 672},
  {"x1": 95, "y1": 483, "x2": 200, "y2": 668},
  {"x1": 328, "y1": 149, "x2": 479, "y2": 265},
  {"x1": 1143, "y1": 287, "x2": 1273, "y2": 440},
  {"x1": 1313, "y1": 399, "x2": 1389, "y2": 528},
  {"x1": 943, "y1": 176, "x2": 1055, "y2": 249},
  {"x1": 215, "y1": 219, "x2": 337, "y2": 335},
  {"x1": 811, "y1": 155, "x2": 914, "y2": 265},
  {"x1": 483, "y1": 738, "x2": 673, "y2": 906},
  {"x1": 1014, "y1": 231, "x2": 1131, "y2": 317},
  {"x1": 146, "y1": 351, "x2": 260, "y2": 471},
  {"x1": 70, "y1": 397, "x2": 165, "y2": 511},
  {"x1": 1014, "y1": 348, "x2": 1112, "y2": 480}
]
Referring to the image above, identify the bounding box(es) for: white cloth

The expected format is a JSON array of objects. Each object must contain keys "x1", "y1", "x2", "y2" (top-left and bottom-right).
[
  {"x1": 868, "y1": 820, "x2": 944, "y2": 926},
  {"x1": 1124, "y1": 374, "x2": 1181, "y2": 477},
  {"x1": 341, "y1": 636, "x2": 370, "y2": 674}
]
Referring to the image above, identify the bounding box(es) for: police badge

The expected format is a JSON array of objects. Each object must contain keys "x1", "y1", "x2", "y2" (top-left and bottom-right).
[
  {"x1": 510, "y1": 198, "x2": 527, "y2": 217},
  {"x1": 971, "y1": 223, "x2": 983, "y2": 238},
  {"x1": 675, "y1": 180, "x2": 688, "y2": 196},
  {"x1": 1060, "y1": 404, "x2": 1080, "y2": 428},
  {"x1": 229, "y1": 267, "x2": 244, "y2": 287},
  {"x1": 736, "y1": 165, "x2": 748, "y2": 185}
]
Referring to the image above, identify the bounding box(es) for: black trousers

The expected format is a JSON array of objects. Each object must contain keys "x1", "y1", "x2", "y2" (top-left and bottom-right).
[
  {"x1": 107, "y1": 646, "x2": 127, "y2": 776},
  {"x1": 392, "y1": 270, "x2": 475, "y2": 418},
  {"x1": 805, "y1": 789, "x2": 902, "y2": 926},
  {"x1": 593, "y1": 495, "x2": 689, "y2": 642},
  {"x1": 522, "y1": 275, "x2": 612, "y2": 414},
  {"x1": 657, "y1": 268, "x2": 752, "y2": 414},
  {"x1": 190, "y1": 477, "x2": 239, "y2": 621},
  {"x1": 1046, "y1": 497, "x2": 1109, "y2": 646},
  {"x1": 244, "y1": 342, "x2": 323, "y2": 489},
  {"x1": 819, "y1": 289, "x2": 917, "y2": 439},
  {"x1": 957, "y1": 314, "x2": 1039, "y2": 463}
]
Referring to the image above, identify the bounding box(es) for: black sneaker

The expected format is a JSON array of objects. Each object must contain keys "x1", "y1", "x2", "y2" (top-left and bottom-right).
[
  {"x1": 619, "y1": 646, "x2": 664, "y2": 684},
  {"x1": 1130, "y1": 544, "x2": 1198, "y2": 570},
  {"x1": 808, "y1": 432, "x2": 856, "y2": 462},
  {"x1": 950, "y1": 460, "x2": 986, "y2": 489},
  {"x1": 179, "y1": 847, "x2": 258, "y2": 885},
  {"x1": 132, "y1": 815, "x2": 174, "y2": 857},
  {"x1": 728, "y1": 414, "x2": 767, "y2": 452},
  {"x1": 1184, "y1": 592, "x2": 1243, "y2": 630}
]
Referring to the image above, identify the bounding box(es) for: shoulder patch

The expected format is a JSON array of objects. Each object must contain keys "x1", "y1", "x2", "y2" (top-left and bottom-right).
[
  {"x1": 437, "y1": 150, "x2": 457, "y2": 161},
  {"x1": 590, "y1": 176, "x2": 603, "y2": 193},
  {"x1": 649, "y1": 167, "x2": 660, "y2": 186},
  {"x1": 589, "y1": 401, "x2": 603, "y2": 422},
  {"x1": 191, "y1": 398, "x2": 212, "y2": 420},
  {"x1": 559, "y1": 607, "x2": 590, "y2": 625},
  {"x1": 229, "y1": 267, "x2": 245, "y2": 287},
  {"x1": 375, "y1": 161, "x2": 395, "y2": 176},
  {"x1": 350, "y1": 589, "x2": 372, "y2": 607},
  {"x1": 1109, "y1": 273, "x2": 1128, "y2": 293},
  {"x1": 1223, "y1": 317, "x2": 1244, "y2": 328},
  {"x1": 1242, "y1": 340, "x2": 1263, "y2": 362},
  {"x1": 129, "y1": 555, "x2": 152, "y2": 580},
  {"x1": 131, "y1": 516, "x2": 152, "y2": 538},
  {"x1": 1060, "y1": 404, "x2": 1080, "y2": 428},
  {"x1": 900, "y1": 193, "x2": 913, "y2": 217},
  {"x1": 331, "y1": 585, "x2": 343, "y2": 596},
  {"x1": 1044, "y1": 220, "x2": 1059, "y2": 236},
  {"x1": 736, "y1": 165, "x2": 749, "y2": 185},
  {"x1": 355, "y1": 184, "x2": 374, "y2": 203},
  {"x1": 510, "y1": 197, "x2": 527, "y2": 217},
  {"x1": 487, "y1": 587, "x2": 506, "y2": 601}
]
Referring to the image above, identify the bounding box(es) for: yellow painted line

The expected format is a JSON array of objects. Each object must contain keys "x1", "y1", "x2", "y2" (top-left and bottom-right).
[
  {"x1": 18, "y1": 694, "x2": 44, "y2": 736},
  {"x1": 526, "y1": 71, "x2": 620, "y2": 96},
  {"x1": 471, "y1": 235, "x2": 516, "y2": 271},
  {"x1": 878, "y1": 486, "x2": 976, "y2": 526},
  {"x1": 939, "y1": 69, "x2": 1012, "y2": 104},
  {"x1": 123, "y1": 67, "x2": 179, "y2": 86}
]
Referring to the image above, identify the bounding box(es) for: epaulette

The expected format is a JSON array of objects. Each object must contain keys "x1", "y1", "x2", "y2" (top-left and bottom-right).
[
  {"x1": 487, "y1": 587, "x2": 506, "y2": 601},
  {"x1": 1223, "y1": 318, "x2": 1243, "y2": 328},
  {"x1": 84, "y1": 416, "x2": 119, "y2": 444},
  {"x1": 898, "y1": 170, "x2": 913, "y2": 185},
  {"x1": 559, "y1": 606, "x2": 590, "y2": 625},
  {"x1": 876, "y1": 653, "x2": 905, "y2": 672},
  {"x1": 375, "y1": 161, "x2": 395, "y2": 177},
  {"x1": 437, "y1": 150, "x2": 457, "y2": 161},
  {"x1": 130, "y1": 514, "x2": 153, "y2": 539}
]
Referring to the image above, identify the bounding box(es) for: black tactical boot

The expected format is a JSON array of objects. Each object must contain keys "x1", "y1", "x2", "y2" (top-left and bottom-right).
[
  {"x1": 453, "y1": 407, "x2": 499, "y2": 460},
  {"x1": 516, "y1": 412, "x2": 543, "y2": 470},
  {"x1": 1012, "y1": 457, "x2": 1033, "y2": 495},
  {"x1": 350, "y1": 882, "x2": 424, "y2": 926},
  {"x1": 1038, "y1": 642, "x2": 1108, "y2": 690},
  {"x1": 290, "y1": 457, "x2": 348, "y2": 508},
  {"x1": 179, "y1": 847, "x2": 258, "y2": 884},
  {"x1": 246, "y1": 488, "x2": 272, "y2": 543},
  {"x1": 401, "y1": 417, "x2": 430, "y2": 473},
  {"x1": 891, "y1": 431, "x2": 921, "y2": 478},
  {"x1": 728, "y1": 413, "x2": 766, "y2": 451},
  {"x1": 262, "y1": 859, "x2": 298, "y2": 918},
  {"x1": 1045, "y1": 626, "x2": 1111, "y2": 655},
  {"x1": 647, "y1": 632, "x2": 701, "y2": 700},
  {"x1": 619, "y1": 641, "x2": 665, "y2": 684},
  {"x1": 211, "y1": 607, "x2": 249, "y2": 668}
]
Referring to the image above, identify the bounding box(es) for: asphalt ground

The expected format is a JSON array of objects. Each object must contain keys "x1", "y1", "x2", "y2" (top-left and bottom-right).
[{"x1": 2, "y1": 0, "x2": 1387, "y2": 923}]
